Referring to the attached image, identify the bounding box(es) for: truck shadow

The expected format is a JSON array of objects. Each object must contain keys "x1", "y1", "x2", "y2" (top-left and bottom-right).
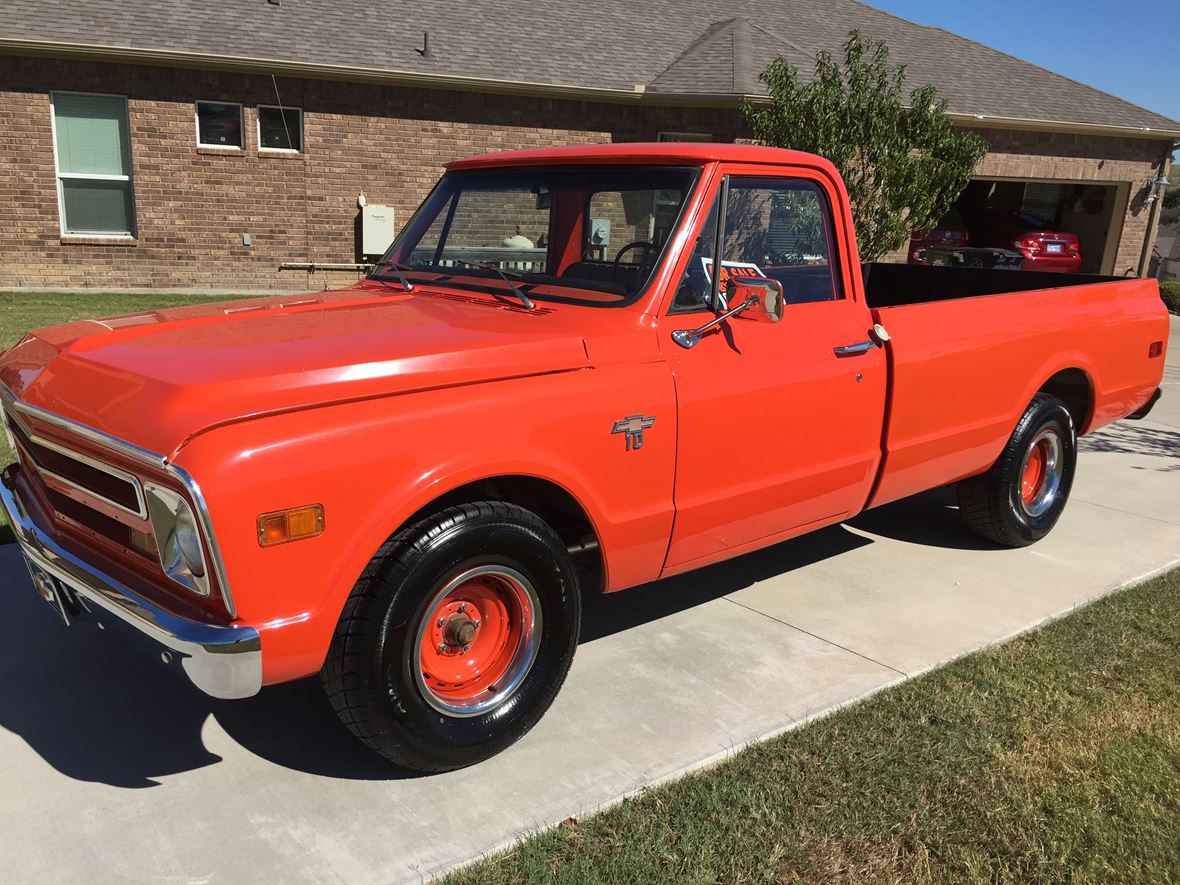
[
  {"x1": 0, "y1": 489, "x2": 989, "y2": 788},
  {"x1": 846, "y1": 486, "x2": 1002, "y2": 551},
  {"x1": 1079, "y1": 421, "x2": 1180, "y2": 469}
]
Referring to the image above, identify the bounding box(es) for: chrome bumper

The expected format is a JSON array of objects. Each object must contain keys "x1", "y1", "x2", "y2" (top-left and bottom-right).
[{"x1": 1, "y1": 465, "x2": 262, "y2": 699}]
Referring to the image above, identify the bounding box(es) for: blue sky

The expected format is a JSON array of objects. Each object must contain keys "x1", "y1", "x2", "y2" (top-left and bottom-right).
[{"x1": 869, "y1": 1, "x2": 1179, "y2": 159}]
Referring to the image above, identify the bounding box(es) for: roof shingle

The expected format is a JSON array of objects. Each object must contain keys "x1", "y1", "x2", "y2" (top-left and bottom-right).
[{"x1": 2, "y1": 0, "x2": 1177, "y2": 133}]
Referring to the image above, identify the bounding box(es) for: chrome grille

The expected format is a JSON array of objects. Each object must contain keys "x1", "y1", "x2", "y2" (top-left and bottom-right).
[{"x1": 6, "y1": 407, "x2": 147, "y2": 519}]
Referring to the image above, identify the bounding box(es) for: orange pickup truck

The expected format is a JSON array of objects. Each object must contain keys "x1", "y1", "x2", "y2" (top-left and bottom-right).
[{"x1": 0, "y1": 144, "x2": 1168, "y2": 771}]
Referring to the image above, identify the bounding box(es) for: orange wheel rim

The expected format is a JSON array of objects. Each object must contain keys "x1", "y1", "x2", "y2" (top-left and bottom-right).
[
  {"x1": 1018, "y1": 429, "x2": 1063, "y2": 517},
  {"x1": 414, "y1": 565, "x2": 542, "y2": 717},
  {"x1": 1021, "y1": 439, "x2": 1049, "y2": 505}
]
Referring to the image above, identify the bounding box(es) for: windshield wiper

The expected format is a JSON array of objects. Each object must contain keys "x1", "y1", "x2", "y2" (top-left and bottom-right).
[
  {"x1": 371, "y1": 260, "x2": 416, "y2": 292},
  {"x1": 448, "y1": 259, "x2": 535, "y2": 310}
]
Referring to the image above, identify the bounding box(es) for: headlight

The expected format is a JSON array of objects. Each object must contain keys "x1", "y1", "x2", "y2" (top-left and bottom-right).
[{"x1": 144, "y1": 483, "x2": 210, "y2": 595}]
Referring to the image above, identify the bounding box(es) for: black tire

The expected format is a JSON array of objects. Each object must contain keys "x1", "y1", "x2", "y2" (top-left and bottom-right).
[
  {"x1": 321, "y1": 501, "x2": 581, "y2": 772},
  {"x1": 958, "y1": 393, "x2": 1077, "y2": 547}
]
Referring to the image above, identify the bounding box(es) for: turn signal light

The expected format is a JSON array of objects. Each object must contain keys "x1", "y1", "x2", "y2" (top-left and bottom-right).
[
  {"x1": 1148, "y1": 341, "x2": 1163, "y2": 358},
  {"x1": 258, "y1": 504, "x2": 324, "y2": 547}
]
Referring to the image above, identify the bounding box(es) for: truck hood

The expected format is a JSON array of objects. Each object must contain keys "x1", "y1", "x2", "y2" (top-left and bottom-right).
[{"x1": 0, "y1": 288, "x2": 591, "y2": 458}]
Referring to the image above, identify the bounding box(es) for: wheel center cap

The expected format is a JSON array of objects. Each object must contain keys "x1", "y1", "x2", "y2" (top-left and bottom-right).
[{"x1": 444, "y1": 615, "x2": 477, "y2": 647}]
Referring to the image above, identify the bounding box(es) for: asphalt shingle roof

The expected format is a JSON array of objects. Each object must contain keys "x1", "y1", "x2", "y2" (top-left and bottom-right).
[{"x1": 3, "y1": 0, "x2": 1178, "y2": 133}]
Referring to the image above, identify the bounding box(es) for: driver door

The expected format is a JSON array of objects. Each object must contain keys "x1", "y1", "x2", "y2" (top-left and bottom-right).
[{"x1": 658, "y1": 166, "x2": 887, "y2": 571}]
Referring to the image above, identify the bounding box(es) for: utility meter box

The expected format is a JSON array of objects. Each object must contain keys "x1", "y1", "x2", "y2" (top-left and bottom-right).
[{"x1": 361, "y1": 204, "x2": 395, "y2": 257}]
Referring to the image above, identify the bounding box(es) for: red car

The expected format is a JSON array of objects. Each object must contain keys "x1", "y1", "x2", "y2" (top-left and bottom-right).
[
  {"x1": 908, "y1": 208, "x2": 970, "y2": 263},
  {"x1": 978, "y1": 210, "x2": 1082, "y2": 273}
]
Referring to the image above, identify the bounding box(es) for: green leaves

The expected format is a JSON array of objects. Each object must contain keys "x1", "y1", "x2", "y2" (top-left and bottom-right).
[{"x1": 742, "y1": 30, "x2": 988, "y2": 262}]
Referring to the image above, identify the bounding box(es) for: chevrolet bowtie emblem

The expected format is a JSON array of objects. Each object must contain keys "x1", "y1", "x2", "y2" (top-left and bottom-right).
[{"x1": 611, "y1": 414, "x2": 656, "y2": 451}]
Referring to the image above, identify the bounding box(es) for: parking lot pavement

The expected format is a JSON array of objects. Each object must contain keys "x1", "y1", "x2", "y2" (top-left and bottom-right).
[{"x1": 1, "y1": 319, "x2": 1177, "y2": 884}]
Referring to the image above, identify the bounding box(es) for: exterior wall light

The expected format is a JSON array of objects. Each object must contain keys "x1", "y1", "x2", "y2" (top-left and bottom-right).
[{"x1": 1144, "y1": 173, "x2": 1169, "y2": 204}]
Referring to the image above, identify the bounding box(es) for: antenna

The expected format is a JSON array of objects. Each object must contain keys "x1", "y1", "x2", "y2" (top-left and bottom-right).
[{"x1": 270, "y1": 74, "x2": 295, "y2": 150}]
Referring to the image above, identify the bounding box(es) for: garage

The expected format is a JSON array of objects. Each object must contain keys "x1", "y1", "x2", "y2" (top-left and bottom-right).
[{"x1": 913, "y1": 178, "x2": 1129, "y2": 275}]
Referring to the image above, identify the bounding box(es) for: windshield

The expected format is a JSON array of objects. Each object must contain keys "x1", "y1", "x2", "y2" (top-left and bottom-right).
[{"x1": 373, "y1": 165, "x2": 699, "y2": 307}]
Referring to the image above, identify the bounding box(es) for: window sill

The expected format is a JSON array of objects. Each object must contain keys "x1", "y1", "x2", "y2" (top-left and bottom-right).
[
  {"x1": 60, "y1": 234, "x2": 138, "y2": 246},
  {"x1": 197, "y1": 145, "x2": 244, "y2": 155},
  {"x1": 258, "y1": 148, "x2": 304, "y2": 158}
]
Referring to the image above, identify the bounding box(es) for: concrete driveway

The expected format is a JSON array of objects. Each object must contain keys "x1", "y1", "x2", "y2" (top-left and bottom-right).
[{"x1": 1, "y1": 318, "x2": 1177, "y2": 884}]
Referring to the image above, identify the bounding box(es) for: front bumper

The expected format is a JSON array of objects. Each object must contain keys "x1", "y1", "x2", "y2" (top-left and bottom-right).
[{"x1": 1, "y1": 464, "x2": 261, "y2": 699}]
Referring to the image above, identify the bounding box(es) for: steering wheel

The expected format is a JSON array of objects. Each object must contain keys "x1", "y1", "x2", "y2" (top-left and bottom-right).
[{"x1": 611, "y1": 241, "x2": 657, "y2": 286}]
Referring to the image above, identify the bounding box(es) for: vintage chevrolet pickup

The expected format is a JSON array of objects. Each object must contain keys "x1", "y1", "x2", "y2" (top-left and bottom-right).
[{"x1": 0, "y1": 144, "x2": 1168, "y2": 771}]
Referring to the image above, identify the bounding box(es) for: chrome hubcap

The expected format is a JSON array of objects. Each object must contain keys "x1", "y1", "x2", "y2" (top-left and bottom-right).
[{"x1": 1019, "y1": 428, "x2": 1063, "y2": 518}]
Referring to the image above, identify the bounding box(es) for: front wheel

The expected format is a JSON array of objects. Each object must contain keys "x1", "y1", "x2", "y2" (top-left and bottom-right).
[
  {"x1": 958, "y1": 393, "x2": 1077, "y2": 547},
  {"x1": 321, "y1": 501, "x2": 581, "y2": 772}
]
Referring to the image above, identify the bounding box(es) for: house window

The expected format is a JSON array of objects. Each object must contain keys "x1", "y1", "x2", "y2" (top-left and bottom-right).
[
  {"x1": 196, "y1": 101, "x2": 243, "y2": 148},
  {"x1": 657, "y1": 132, "x2": 713, "y2": 142},
  {"x1": 51, "y1": 92, "x2": 135, "y2": 236},
  {"x1": 257, "y1": 105, "x2": 302, "y2": 152}
]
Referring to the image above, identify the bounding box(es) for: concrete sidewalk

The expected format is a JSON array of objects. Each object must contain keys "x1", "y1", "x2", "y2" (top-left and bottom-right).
[{"x1": 1, "y1": 319, "x2": 1177, "y2": 883}]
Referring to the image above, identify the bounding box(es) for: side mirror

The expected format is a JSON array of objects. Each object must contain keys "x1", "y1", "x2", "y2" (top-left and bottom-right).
[
  {"x1": 671, "y1": 276, "x2": 785, "y2": 349},
  {"x1": 726, "y1": 276, "x2": 784, "y2": 324}
]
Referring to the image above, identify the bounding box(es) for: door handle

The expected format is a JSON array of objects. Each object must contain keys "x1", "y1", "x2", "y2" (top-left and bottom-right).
[{"x1": 833, "y1": 340, "x2": 875, "y2": 356}]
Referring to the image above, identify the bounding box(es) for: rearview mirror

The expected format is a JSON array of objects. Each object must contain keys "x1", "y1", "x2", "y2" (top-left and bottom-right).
[{"x1": 725, "y1": 276, "x2": 784, "y2": 324}]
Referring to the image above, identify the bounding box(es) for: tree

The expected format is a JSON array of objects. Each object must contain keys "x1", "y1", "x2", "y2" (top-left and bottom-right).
[{"x1": 742, "y1": 30, "x2": 988, "y2": 262}]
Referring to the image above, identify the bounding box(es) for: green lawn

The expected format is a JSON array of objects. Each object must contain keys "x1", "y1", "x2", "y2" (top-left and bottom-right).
[
  {"x1": 446, "y1": 567, "x2": 1180, "y2": 884},
  {"x1": 0, "y1": 290, "x2": 257, "y2": 537}
]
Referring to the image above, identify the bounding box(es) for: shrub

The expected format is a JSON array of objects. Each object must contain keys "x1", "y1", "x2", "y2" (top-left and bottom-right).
[{"x1": 1161, "y1": 280, "x2": 1180, "y2": 315}]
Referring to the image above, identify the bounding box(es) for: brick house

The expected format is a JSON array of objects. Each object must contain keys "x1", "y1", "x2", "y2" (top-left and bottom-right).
[{"x1": 1, "y1": 0, "x2": 1176, "y2": 291}]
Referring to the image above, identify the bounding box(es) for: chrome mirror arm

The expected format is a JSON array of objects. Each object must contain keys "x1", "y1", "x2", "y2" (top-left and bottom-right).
[{"x1": 671, "y1": 297, "x2": 757, "y2": 349}]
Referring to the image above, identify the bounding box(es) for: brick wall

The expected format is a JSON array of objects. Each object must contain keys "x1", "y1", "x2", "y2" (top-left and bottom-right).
[
  {"x1": 0, "y1": 54, "x2": 1170, "y2": 290},
  {"x1": 0, "y1": 55, "x2": 737, "y2": 290}
]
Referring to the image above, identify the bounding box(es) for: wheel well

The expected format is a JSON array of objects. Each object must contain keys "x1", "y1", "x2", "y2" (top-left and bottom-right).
[
  {"x1": 1039, "y1": 368, "x2": 1093, "y2": 433},
  {"x1": 402, "y1": 476, "x2": 604, "y2": 593}
]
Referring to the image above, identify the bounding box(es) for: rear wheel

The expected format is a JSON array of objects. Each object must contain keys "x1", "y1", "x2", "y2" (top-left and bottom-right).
[
  {"x1": 321, "y1": 501, "x2": 580, "y2": 772},
  {"x1": 958, "y1": 393, "x2": 1077, "y2": 547}
]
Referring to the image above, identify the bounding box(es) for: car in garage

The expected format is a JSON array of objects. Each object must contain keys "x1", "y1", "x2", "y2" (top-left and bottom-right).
[
  {"x1": 907, "y1": 208, "x2": 971, "y2": 264},
  {"x1": 975, "y1": 209, "x2": 1082, "y2": 273}
]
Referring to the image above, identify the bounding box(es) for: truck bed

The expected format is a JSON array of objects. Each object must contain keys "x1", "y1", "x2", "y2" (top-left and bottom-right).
[
  {"x1": 859, "y1": 269, "x2": 1168, "y2": 510},
  {"x1": 861, "y1": 262, "x2": 1120, "y2": 309}
]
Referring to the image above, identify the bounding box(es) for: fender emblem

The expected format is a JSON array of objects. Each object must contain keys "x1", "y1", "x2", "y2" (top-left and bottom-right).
[{"x1": 612, "y1": 414, "x2": 656, "y2": 451}]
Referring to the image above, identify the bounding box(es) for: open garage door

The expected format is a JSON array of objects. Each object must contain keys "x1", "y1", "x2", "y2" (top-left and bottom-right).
[{"x1": 956, "y1": 179, "x2": 1125, "y2": 275}]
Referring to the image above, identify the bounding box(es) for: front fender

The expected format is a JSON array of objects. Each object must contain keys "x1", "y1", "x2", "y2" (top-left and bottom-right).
[{"x1": 171, "y1": 362, "x2": 676, "y2": 684}]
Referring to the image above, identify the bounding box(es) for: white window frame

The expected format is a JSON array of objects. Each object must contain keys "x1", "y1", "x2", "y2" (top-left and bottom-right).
[
  {"x1": 257, "y1": 104, "x2": 303, "y2": 153},
  {"x1": 49, "y1": 91, "x2": 136, "y2": 239},
  {"x1": 657, "y1": 131, "x2": 713, "y2": 142},
  {"x1": 194, "y1": 100, "x2": 244, "y2": 150}
]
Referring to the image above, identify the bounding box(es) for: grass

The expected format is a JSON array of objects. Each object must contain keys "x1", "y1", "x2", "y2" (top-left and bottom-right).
[
  {"x1": 0, "y1": 290, "x2": 258, "y2": 535},
  {"x1": 446, "y1": 567, "x2": 1180, "y2": 884}
]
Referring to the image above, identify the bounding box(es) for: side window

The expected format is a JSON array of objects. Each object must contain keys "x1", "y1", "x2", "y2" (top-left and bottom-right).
[{"x1": 671, "y1": 176, "x2": 843, "y2": 312}]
